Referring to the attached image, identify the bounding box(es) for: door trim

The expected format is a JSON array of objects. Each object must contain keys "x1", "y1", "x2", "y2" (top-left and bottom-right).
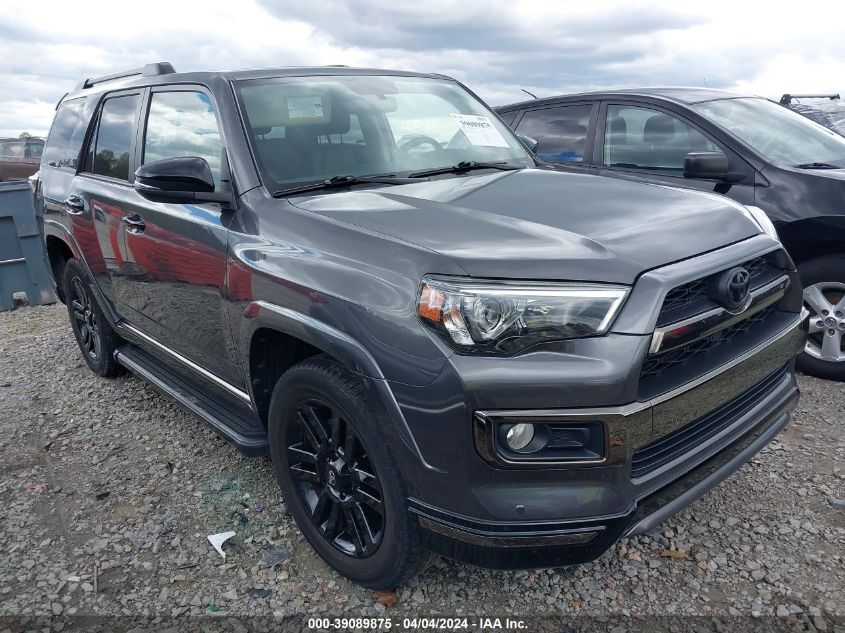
[{"x1": 118, "y1": 321, "x2": 251, "y2": 403}]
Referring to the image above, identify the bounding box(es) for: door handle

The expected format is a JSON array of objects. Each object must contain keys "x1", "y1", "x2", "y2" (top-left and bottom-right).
[
  {"x1": 122, "y1": 213, "x2": 146, "y2": 234},
  {"x1": 64, "y1": 195, "x2": 86, "y2": 215}
]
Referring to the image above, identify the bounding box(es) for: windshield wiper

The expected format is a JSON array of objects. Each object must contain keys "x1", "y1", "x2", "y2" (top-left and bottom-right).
[
  {"x1": 794, "y1": 162, "x2": 841, "y2": 169},
  {"x1": 272, "y1": 174, "x2": 419, "y2": 197},
  {"x1": 408, "y1": 161, "x2": 522, "y2": 179}
]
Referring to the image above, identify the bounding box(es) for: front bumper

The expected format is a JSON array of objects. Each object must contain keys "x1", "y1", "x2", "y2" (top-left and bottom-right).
[{"x1": 402, "y1": 313, "x2": 804, "y2": 569}]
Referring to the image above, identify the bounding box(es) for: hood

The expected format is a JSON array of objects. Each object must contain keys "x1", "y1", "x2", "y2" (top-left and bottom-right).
[{"x1": 290, "y1": 169, "x2": 761, "y2": 284}]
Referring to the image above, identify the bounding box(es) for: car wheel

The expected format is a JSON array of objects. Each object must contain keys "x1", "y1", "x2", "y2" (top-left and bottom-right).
[
  {"x1": 267, "y1": 355, "x2": 427, "y2": 588},
  {"x1": 797, "y1": 255, "x2": 845, "y2": 382},
  {"x1": 63, "y1": 258, "x2": 124, "y2": 377}
]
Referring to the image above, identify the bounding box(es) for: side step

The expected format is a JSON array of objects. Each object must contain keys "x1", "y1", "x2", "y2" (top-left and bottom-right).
[{"x1": 115, "y1": 344, "x2": 269, "y2": 456}]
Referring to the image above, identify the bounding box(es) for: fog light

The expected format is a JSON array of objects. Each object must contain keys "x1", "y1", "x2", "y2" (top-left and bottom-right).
[{"x1": 505, "y1": 423, "x2": 535, "y2": 451}]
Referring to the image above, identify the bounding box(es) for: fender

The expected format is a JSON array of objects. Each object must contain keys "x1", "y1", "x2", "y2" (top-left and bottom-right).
[
  {"x1": 43, "y1": 219, "x2": 122, "y2": 327},
  {"x1": 776, "y1": 215, "x2": 845, "y2": 265},
  {"x1": 241, "y1": 300, "x2": 443, "y2": 472}
]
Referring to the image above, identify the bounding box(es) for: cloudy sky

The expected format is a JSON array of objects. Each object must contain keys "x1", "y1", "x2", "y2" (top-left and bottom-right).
[{"x1": 2, "y1": 0, "x2": 844, "y2": 138}]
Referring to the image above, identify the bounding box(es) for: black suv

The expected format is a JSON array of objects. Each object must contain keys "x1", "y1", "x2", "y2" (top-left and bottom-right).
[
  {"x1": 498, "y1": 88, "x2": 845, "y2": 381},
  {"x1": 36, "y1": 65, "x2": 806, "y2": 588}
]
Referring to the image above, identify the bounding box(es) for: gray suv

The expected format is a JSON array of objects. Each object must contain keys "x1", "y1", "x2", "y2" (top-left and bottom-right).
[{"x1": 36, "y1": 63, "x2": 806, "y2": 588}]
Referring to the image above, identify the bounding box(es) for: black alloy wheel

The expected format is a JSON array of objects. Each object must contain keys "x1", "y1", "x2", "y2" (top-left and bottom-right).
[
  {"x1": 62, "y1": 258, "x2": 124, "y2": 377},
  {"x1": 287, "y1": 399, "x2": 385, "y2": 557},
  {"x1": 268, "y1": 356, "x2": 426, "y2": 588},
  {"x1": 69, "y1": 275, "x2": 101, "y2": 361}
]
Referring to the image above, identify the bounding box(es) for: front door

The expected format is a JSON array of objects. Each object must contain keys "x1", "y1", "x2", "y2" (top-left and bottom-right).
[
  {"x1": 120, "y1": 87, "x2": 242, "y2": 387},
  {"x1": 593, "y1": 102, "x2": 756, "y2": 205}
]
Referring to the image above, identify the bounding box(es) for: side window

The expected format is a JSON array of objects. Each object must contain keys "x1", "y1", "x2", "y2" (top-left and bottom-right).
[
  {"x1": 498, "y1": 111, "x2": 518, "y2": 127},
  {"x1": 43, "y1": 98, "x2": 89, "y2": 170},
  {"x1": 603, "y1": 105, "x2": 721, "y2": 173},
  {"x1": 0, "y1": 141, "x2": 24, "y2": 157},
  {"x1": 515, "y1": 105, "x2": 593, "y2": 163},
  {"x1": 89, "y1": 95, "x2": 140, "y2": 181},
  {"x1": 26, "y1": 142, "x2": 44, "y2": 158},
  {"x1": 143, "y1": 91, "x2": 223, "y2": 185}
]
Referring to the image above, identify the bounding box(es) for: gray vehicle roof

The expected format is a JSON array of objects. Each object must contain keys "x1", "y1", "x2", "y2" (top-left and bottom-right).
[
  {"x1": 63, "y1": 64, "x2": 450, "y2": 102},
  {"x1": 498, "y1": 87, "x2": 762, "y2": 110}
]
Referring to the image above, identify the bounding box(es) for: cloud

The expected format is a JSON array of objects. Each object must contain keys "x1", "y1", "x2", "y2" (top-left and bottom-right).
[{"x1": 0, "y1": 0, "x2": 843, "y2": 138}]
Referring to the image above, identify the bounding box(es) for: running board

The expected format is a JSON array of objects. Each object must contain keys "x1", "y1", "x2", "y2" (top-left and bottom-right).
[{"x1": 115, "y1": 344, "x2": 269, "y2": 456}]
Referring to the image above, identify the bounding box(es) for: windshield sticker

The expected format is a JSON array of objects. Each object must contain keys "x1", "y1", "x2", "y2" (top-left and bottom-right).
[
  {"x1": 450, "y1": 114, "x2": 509, "y2": 147},
  {"x1": 287, "y1": 96, "x2": 324, "y2": 120}
]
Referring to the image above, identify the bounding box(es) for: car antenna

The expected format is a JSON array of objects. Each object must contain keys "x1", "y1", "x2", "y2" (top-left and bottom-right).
[{"x1": 520, "y1": 88, "x2": 538, "y2": 99}]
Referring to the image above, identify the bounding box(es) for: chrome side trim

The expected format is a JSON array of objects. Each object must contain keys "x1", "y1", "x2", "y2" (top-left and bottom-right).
[
  {"x1": 118, "y1": 322, "x2": 252, "y2": 403},
  {"x1": 649, "y1": 275, "x2": 790, "y2": 355}
]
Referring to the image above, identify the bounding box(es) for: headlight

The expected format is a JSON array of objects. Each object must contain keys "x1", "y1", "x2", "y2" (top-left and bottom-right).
[
  {"x1": 743, "y1": 205, "x2": 779, "y2": 241},
  {"x1": 417, "y1": 276, "x2": 629, "y2": 354}
]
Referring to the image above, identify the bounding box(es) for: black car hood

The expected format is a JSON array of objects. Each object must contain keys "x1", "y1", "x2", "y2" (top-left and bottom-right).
[{"x1": 290, "y1": 169, "x2": 760, "y2": 284}]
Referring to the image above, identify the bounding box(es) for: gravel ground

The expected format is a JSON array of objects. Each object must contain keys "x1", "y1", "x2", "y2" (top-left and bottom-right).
[{"x1": 1, "y1": 303, "x2": 843, "y2": 632}]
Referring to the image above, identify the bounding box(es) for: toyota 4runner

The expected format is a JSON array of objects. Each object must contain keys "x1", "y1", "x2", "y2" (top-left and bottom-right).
[{"x1": 36, "y1": 63, "x2": 807, "y2": 588}]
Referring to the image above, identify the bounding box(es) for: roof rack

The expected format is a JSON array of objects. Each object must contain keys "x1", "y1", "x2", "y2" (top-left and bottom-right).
[
  {"x1": 780, "y1": 93, "x2": 840, "y2": 105},
  {"x1": 75, "y1": 62, "x2": 176, "y2": 91}
]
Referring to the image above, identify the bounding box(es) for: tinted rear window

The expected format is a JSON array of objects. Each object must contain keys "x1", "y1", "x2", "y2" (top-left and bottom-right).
[
  {"x1": 91, "y1": 94, "x2": 140, "y2": 181},
  {"x1": 43, "y1": 98, "x2": 88, "y2": 170}
]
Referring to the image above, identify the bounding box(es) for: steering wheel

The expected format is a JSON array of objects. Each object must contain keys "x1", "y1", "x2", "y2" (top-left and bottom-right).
[{"x1": 398, "y1": 135, "x2": 442, "y2": 156}]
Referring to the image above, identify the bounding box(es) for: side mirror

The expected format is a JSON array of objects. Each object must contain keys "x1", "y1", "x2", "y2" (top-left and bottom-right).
[
  {"x1": 516, "y1": 133, "x2": 539, "y2": 154},
  {"x1": 134, "y1": 157, "x2": 233, "y2": 206},
  {"x1": 683, "y1": 151, "x2": 730, "y2": 180}
]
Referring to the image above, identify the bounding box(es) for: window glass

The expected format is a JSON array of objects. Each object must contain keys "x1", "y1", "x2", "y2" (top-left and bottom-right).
[
  {"x1": 236, "y1": 75, "x2": 530, "y2": 188},
  {"x1": 603, "y1": 105, "x2": 720, "y2": 172},
  {"x1": 144, "y1": 91, "x2": 223, "y2": 184},
  {"x1": 92, "y1": 95, "x2": 139, "y2": 180},
  {"x1": 42, "y1": 97, "x2": 88, "y2": 170},
  {"x1": 692, "y1": 97, "x2": 845, "y2": 167},
  {"x1": 25, "y1": 142, "x2": 43, "y2": 158},
  {"x1": 515, "y1": 105, "x2": 593, "y2": 163},
  {"x1": 498, "y1": 110, "x2": 518, "y2": 127},
  {"x1": 0, "y1": 141, "x2": 24, "y2": 157}
]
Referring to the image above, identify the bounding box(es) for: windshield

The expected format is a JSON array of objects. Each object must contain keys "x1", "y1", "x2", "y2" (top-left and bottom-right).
[
  {"x1": 235, "y1": 75, "x2": 532, "y2": 189},
  {"x1": 692, "y1": 97, "x2": 845, "y2": 167}
]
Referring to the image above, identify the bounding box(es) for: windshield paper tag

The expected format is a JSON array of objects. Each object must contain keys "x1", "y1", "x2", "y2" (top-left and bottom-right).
[
  {"x1": 450, "y1": 114, "x2": 509, "y2": 147},
  {"x1": 287, "y1": 96, "x2": 324, "y2": 120}
]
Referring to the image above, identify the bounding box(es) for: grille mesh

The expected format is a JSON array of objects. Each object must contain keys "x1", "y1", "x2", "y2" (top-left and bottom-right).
[
  {"x1": 657, "y1": 255, "x2": 776, "y2": 326},
  {"x1": 641, "y1": 305, "x2": 778, "y2": 379}
]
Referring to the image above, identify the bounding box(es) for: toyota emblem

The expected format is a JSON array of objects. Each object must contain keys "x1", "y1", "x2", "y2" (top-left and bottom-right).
[{"x1": 709, "y1": 266, "x2": 751, "y2": 312}]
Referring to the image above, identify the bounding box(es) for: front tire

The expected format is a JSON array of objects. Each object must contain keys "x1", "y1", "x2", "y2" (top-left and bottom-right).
[
  {"x1": 798, "y1": 255, "x2": 845, "y2": 382},
  {"x1": 267, "y1": 356, "x2": 426, "y2": 588},
  {"x1": 63, "y1": 259, "x2": 124, "y2": 377}
]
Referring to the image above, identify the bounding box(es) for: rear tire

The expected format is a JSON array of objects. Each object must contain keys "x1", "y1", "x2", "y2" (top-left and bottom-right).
[
  {"x1": 63, "y1": 259, "x2": 124, "y2": 377},
  {"x1": 797, "y1": 255, "x2": 845, "y2": 382},
  {"x1": 267, "y1": 355, "x2": 426, "y2": 588}
]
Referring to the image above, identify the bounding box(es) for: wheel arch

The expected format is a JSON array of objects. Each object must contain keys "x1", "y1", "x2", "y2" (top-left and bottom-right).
[
  {"x1": 243, "y1": 300, "x2": 386, "y2": 426},
  {"x1": 44, "y1": 234, "x2": 75, "y2": 303},
  {"x1": 242, "y1": 300, "x2": 438, "y2": 472}
]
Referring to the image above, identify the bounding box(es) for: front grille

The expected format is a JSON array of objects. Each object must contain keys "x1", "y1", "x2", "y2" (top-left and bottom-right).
[
  {"x1": 641, "y1": 304, "x2": 778, "y2": 379},
  {"x1": 657, "y1": 255, "x2": 780, "y2": 327},
  {"x1": 631, "y1": 363, "x2": 789, "y2": 478}
]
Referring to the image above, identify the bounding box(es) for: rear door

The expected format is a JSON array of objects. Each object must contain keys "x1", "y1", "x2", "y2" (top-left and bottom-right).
[
  {"x1": 592, "y1": 101, "x2": 756, "y2": 205},
  {"x1": 43, "y1": 91, "x2": 143, "y2": 312},
  {"x1": 511, "y1": 101, "x2": 597, "y2": 168},
  {"x1": 120, "y1": 85, "x2": 242, "y2": 387}
]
